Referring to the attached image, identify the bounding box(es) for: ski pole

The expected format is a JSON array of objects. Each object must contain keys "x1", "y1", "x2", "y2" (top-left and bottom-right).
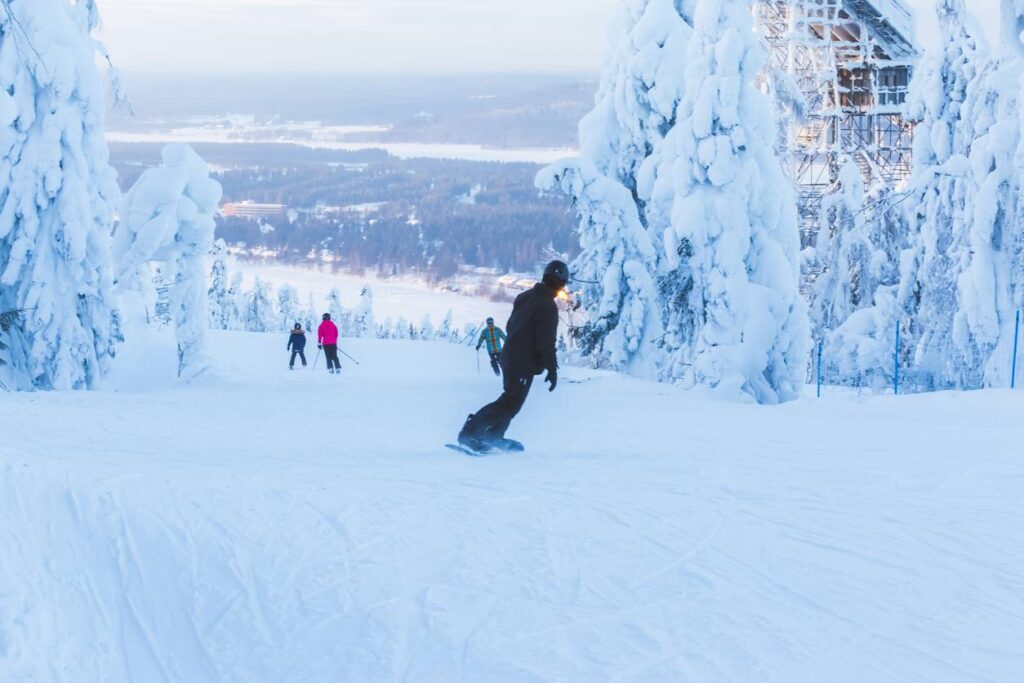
[
  {"x1": 312, "y1": 348, "x2": 321, "y2": 370},
  {"x1": 476, "y1": 347, "x2": 481, "y2": 375},
  {"x1": 462, "y1": 321, "x2": 485, "y2": 347},
  {"x1": 338, "y1": 348, "x2": 360, "y2": 365}
]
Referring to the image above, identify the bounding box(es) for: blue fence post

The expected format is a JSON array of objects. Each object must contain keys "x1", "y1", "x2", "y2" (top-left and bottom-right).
[
  {"x1": 893, "y1": 322, "x2": 900, "y2": 396},
  {"x1": 1012, "y1": 310, "x2": 1021, "y2": 390},
  {"x1": 816, "y1": 341, "x2": 823, "y2": 398}
]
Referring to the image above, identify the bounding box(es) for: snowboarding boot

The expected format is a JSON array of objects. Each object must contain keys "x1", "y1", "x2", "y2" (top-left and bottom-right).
[
  {"x1": 457, "y1": 414, "x2": 492, "y2": 454},
  {"x1": 489, "y1": 438, "x2": 524, "y2": 453}
]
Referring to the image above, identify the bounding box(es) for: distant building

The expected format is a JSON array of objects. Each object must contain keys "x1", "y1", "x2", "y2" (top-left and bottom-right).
[{"x1": 221, "y1": 201, "x2": 287, "y2": 219}]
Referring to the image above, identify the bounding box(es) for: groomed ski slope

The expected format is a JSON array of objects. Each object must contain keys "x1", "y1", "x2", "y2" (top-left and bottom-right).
[{"x1": 1, "y1": 330, "x2": 1022, "y2": 682}]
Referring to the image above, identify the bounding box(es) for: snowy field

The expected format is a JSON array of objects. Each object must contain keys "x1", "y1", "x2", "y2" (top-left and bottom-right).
[
  {"x1": 2, "y1": 330, "x2": 1022, "y2": 681},
  {"x1": 229, "y1": 260, "x2": 513, "y2": 330}
]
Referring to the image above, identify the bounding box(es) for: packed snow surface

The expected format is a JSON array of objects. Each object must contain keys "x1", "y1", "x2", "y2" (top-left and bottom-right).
[{"x1": 1, "y1": 331, "x2": 1022, "y2": 681}]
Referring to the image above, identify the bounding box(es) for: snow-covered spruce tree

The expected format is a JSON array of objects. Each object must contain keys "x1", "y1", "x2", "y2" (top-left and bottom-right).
[
  {"x1": 646, "y1": 0, "x2": 809, "y2": 403},
  {"x1": 0, "y1": 308, "x2": 25, "y2": 384},
  {"x1": 419, "y1": 314, "x2": 434, "y2": 341},
  {"x1": 228, "y1": 272, "x2": 246, "y2": 330},
  {"x1": 277, "y1": 284, "x2": 300, "y2": 331},
  {"x1": 301, "y1": 291, "x2": 318, "y2": 332},
  {"x1": 0, "y1": 0, "x2": 123, "y2": 389},
  {"x1": 537, "y1": 0, "x2": 693, "y2": 377},
  {"x1": 438, "y1": 309, "x2": 455, "y2": 342},
  {"x1": 351, "y1": 285, "x2": 375, "y2": 338},
  {"x1": 808, "y1": 159, "x2": 867, "y2": 337},
  {"x1": 209, "y1": 239, "x2": 232, "y2": 331},
  {"x1": 939, "y1": 0, "x2": 1024, "y2": 388},
  {"x1": 326, "y1": 288, "x2": 343, "y2": 320},
  {"x1": 245, "y1": 277, "x2": 276, "y2": 333},
  {"x1": 115, "y1": 144, "x2": 223, "y2": 378},
  {"x1": 899, "y1": 0, "x2": 987, "y2": 389}
]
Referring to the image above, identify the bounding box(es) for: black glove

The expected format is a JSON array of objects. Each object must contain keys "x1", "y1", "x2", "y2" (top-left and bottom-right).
[
  {"x1": 545, "y1": 369, "x2": 557, "y2": 392},
  {"x1": 318, "y1": 343, "x2": 323, "y2": 350}
]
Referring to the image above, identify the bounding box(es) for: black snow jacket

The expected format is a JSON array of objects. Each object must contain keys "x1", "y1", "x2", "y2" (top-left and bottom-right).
[
  {"x1": 500, "y1": 283, "x2": 559, "y2": 377},
  {"x1": 288, "y1": 329, "x2": 307, "y2": 351}
]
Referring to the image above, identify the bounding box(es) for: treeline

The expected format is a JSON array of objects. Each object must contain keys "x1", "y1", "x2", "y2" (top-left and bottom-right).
[{"x1": 203, "y1": 241, "x2": 477, "y2": 343}]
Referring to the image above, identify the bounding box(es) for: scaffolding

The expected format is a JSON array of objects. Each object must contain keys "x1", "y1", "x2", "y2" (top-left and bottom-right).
[{"x1": 757, "y1": 0, "x2": 918, "y2": 246}]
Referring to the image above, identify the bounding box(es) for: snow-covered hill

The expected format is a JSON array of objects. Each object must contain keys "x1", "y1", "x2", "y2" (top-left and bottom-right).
[{"x1": 1, "y1": 330, "x2": 1022, "y2": 681}]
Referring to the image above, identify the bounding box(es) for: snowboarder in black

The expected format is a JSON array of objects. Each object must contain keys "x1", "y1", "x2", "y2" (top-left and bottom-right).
[
  {"x1": 457, "y1": 260, "x2": 567, "y2": 453},
  {"x1": 476, "y1": 317, "x2": 507, "y2": 376},
  {"x1": 287, "y1": 323, "x2": 307, "y2": 369}
]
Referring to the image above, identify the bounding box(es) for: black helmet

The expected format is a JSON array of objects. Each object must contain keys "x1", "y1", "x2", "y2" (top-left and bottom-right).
[
  {"x1": 486, "y1": 317, "x2": 494, "y2": 325},
  {"x1": 322, "y1": 313, "x2": 331, "y2": 321},
  {"x1": 543, "y1": 260, "x2": 569, "y2": 288}
]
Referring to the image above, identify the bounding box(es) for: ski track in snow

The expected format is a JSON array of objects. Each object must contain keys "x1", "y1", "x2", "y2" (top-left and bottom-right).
[{"x1": 1, "y1": 330, "x2": 1023, "y2": 681}]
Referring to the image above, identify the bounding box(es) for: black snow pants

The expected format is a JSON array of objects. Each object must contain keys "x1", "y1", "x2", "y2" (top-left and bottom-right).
[
  {"x1": 465, "y1": 362, "x2": 533, "y2": 441},
  {"x1": 290, "y1": 350, "x2": 307, "y2": 368},
  {"x1": 488, "y1": 352, "x2": 501, "y2": 376},
  {"x1": 324, "y1": 344, "x2": 341, "y2": 372}
]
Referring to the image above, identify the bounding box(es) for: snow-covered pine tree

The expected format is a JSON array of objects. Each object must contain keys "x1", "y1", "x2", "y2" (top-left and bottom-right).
[
  {"x1": 419, "y1": 314, "x2": 434, "y2": 341},
  {"x1": 229, "y1": 272, "x2": 246, "y2": 330},
  {"x1": 900, "y1": 0, "x2": 987, "y2": 389},
  {"x1": 0, "y1": 308, "x2": 25, "y2": 380},
  {"x1": 953, "y1": 0, "x2": 1024, "y2": 387},
  {"x1": 0, "y1": 0, "x2": 122, "y2": 389},
  {"x1": 394, "y1": 317, "x2": 411, "y2": 340},
  {"x1": 209, "y1": 239, "x2": 232, "y2": 331},
  {"x1": 115, "y1": 144, "x2": 223, "y2": 378},
  {"x1": 646, "y1": 0, "x2": 809, "y2": 403},
  {"x1": 438, "y1": 309, "x2": 455, "y2": 342},
  {"x1": 537, "y1": 0, "x2": 693, "y2": 377},
  {"x1": 245, "y1": 277, "x2": 276, "y2": 333},
  {"x1": 277, "y1": 284, "x2": 300, "y2": 332},
  {"x1": 351, "y1": 286, "x2": 375, "y2": 338},
  {"x1": 806, "y1": 160, "x2": 864, "y2": 335},
  {"x1": 302, "y1": 292, "x2": 318, "y2": 332},
  {"x1": 326, "y1": 288, "x2": 343, "y2": 321},
  {"x1": 810, "y1": 159, "x2": 908, "y2": 353},
  {"x1": 809, "y1": 159, "x2": 867, "y2": 337}
]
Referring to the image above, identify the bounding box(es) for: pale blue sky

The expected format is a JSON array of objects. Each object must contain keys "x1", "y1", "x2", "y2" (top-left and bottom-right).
[{"x1": 98, "y1": 0, "x2": 1001, "y2": 75}]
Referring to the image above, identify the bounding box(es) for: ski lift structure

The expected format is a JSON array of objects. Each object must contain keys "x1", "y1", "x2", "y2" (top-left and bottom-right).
[{"x1": 756, "y1": 0, "x2": 919, "y2": 247}]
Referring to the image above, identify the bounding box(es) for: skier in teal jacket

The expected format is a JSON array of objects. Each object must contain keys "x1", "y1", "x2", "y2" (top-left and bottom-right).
[{"x1": 476, "y1": 317, "x2": 507, "y2": 376}]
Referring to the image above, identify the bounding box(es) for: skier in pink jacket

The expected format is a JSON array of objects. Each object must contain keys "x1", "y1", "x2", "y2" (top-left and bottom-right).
[{"x1": 317, "y1": 313, "x2": 341, "y2": 374}]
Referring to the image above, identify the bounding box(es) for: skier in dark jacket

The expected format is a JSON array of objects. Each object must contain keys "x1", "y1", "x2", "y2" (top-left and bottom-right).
[
  {"x1": 476, "y1": 317, "x2": 507, "y2": 376},
  {"x1": 457, "y1": 260, "x2": 567, "y2": 453},
  {"x1": 287, "y1": 323, "x2": 307, "y2": 369}
]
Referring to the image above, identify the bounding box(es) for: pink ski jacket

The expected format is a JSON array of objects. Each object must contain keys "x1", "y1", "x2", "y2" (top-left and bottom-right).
[{"x1": 318, "y1": 320, "x2": 339, "y2": 346}]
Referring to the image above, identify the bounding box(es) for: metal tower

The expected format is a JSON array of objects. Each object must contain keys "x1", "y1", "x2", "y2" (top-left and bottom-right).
[{"x1": 756, "y1": 0, "x2": 919, "y2": 245}]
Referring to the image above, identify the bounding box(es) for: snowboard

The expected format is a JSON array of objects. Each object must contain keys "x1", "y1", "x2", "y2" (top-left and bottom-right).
[
  {"x1": 445, "y1": 443, "x2": 490, "y2": 457},
  {"x1": 445, "y1": 439, "x2": 524, "y2": 457}
]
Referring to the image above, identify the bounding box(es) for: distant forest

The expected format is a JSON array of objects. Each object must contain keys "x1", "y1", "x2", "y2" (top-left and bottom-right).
[{"x1": 111, "y1": 143, "x2": 579, "y2": 281}]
